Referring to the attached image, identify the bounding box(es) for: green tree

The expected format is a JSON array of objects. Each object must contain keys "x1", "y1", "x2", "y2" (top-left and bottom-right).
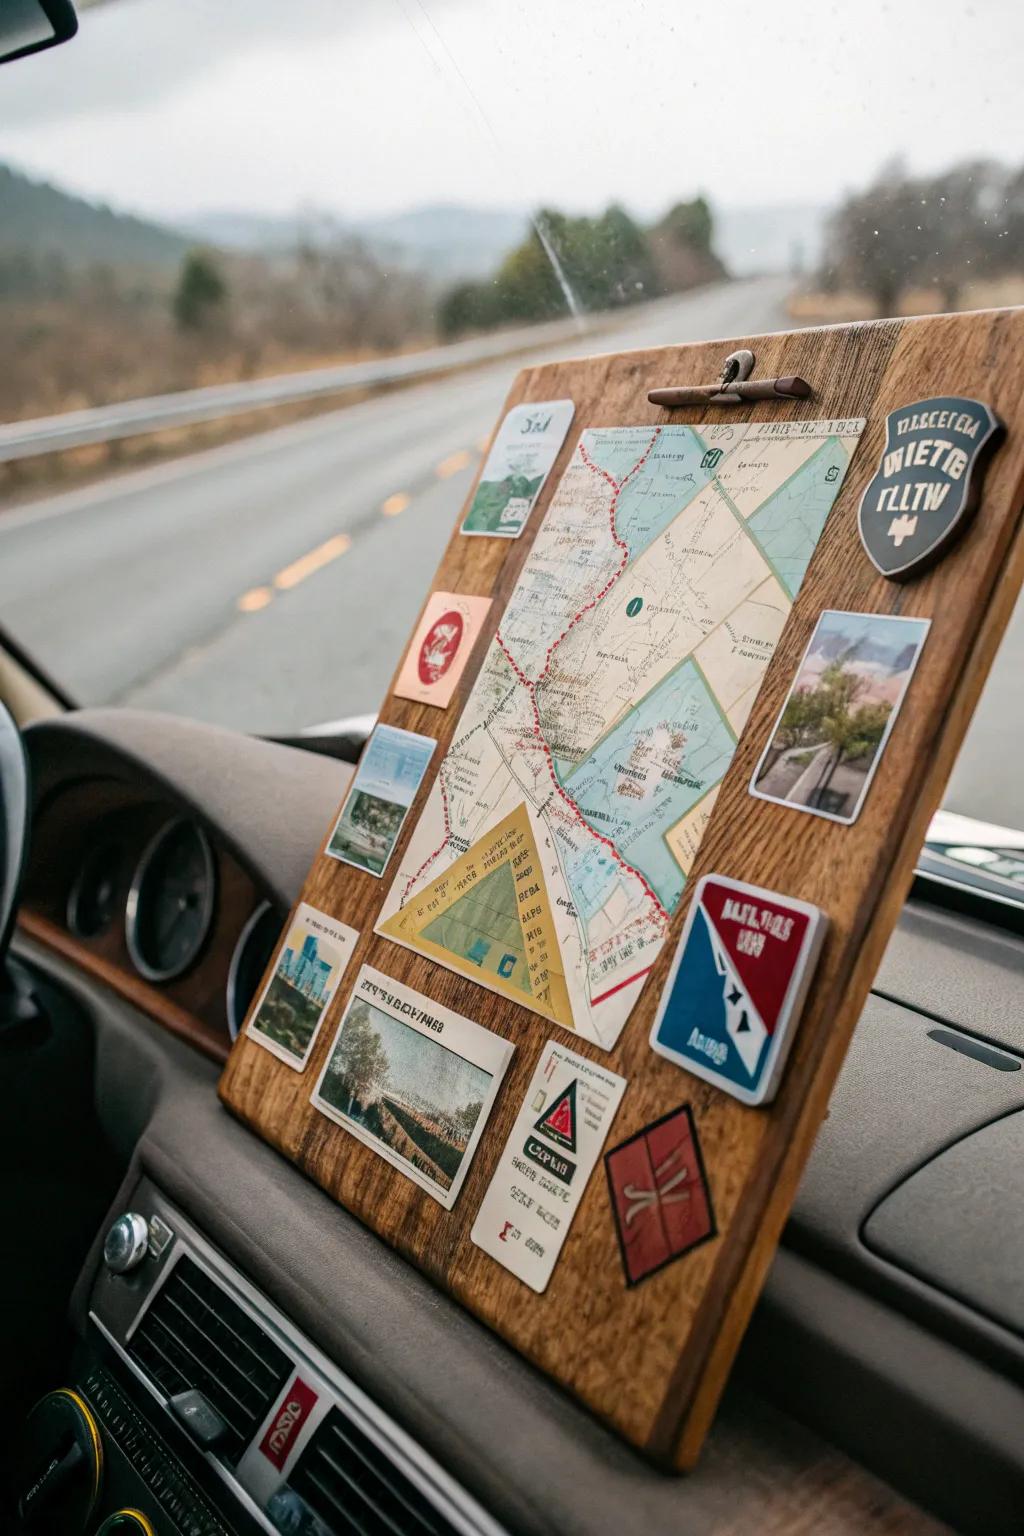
[
  {"x1": 453, "y1": 1100, "x2": 483, "y2": 1140},
  {"x1": 173, "y1": 248, "x2": 228, "y2": 332},
  {"x1": 812, "y1": 699, "x2": 891, "y2": 804},
  {"x1": 658, "y1": 196, "x2": 714, "y2": 255},
  {"x1": 763, "y1": 684, "x2": 827, "y2": 775},
  {"x1": 821, "y1": 157, "x2": 1013, "y2": 315},
  {"x1": 325, "y1": 1002, "x2": 389, "y2": 1118}
]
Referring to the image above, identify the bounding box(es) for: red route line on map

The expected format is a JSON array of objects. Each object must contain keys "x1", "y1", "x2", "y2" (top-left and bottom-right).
[
  {"x1": 401, "y1": 428, "x2": 672, "y2": 943},
  {"x1": 591, "y1": 965, "x2": 654, "y2": 1008},
  {"x1": 494, "y1": 428, "x2": 671, "y2": 929}
]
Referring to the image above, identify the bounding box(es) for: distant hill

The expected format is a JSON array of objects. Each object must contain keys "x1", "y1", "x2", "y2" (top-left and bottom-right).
[
  {"x1": 182, "y1": 203, "x2": 530, "y2": 280},
  {"x1": 358, "y1": 204, "x2": 530, "y2": 279},
  {"x1": 183, "y1": 200, "x2": 827, "y2": 281},
  {"x1": 0, "y1": 162, "x2": 189, "y2": 271}
]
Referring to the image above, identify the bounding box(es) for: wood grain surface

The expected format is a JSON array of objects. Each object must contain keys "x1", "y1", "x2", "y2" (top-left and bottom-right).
[{"x1": 219, "y1": 310, "x2": 1024, "y2": 1465}]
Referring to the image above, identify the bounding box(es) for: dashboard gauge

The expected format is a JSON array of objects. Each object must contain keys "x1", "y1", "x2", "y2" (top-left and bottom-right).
[
  {"x1": 66, "y1": 842, "x2": 122, "y2": 938},
  {"x1": 125, "y1": 817, "x2": 216, "y2": 982},
  {"x1": 226, "y1": 900, "x2": 281, "y2": 1040}
]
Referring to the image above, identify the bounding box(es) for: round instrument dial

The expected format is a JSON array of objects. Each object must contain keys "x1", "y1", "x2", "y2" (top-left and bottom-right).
[
  {"x1": 66, "y1": 842, "x2": 122, "y2": 939},
  {"x1": 226, "y1": 900, "x2": 281, "y2": 1040},
  {"x1": 125, "y1": 817, "x2": 216, "y2": 983}
]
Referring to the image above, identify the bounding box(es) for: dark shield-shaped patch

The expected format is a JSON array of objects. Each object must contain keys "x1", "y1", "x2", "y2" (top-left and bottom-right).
[{"x1": 857, "y1": 396, "x2": 1002, "y2": 581}]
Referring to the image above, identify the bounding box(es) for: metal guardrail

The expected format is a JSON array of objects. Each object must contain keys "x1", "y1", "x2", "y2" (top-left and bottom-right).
[{"x1": 0, "y1": 312, "x2": 602, "y2": 465}]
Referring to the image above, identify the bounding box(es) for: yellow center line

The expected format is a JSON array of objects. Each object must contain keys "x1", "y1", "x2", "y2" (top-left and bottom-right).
[
  {"x1": 381, "y1": 492, "x2": 410, "y2": 517},
  {"x1": 237, "y1": 585, "x2": 274, "y2": 613},
  {"x1": 436, "y1": 448, "x2": 472, "y2": 479},
  {"x1": 475, "y1": 435, "x2": 491, "y2": 454},
  {"x1": 274, "y1": 533, "x2": 352, "y2": 591}
]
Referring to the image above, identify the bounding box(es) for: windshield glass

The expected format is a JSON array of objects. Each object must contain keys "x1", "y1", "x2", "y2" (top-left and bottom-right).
[{"x1": 0, "y1": 0, "x2": 1020, "y2": 829}]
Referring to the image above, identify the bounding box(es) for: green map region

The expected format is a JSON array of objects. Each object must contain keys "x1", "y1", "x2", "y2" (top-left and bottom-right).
[
  {"x1": 747, "y1": 438, "x2": 852, "y2": 597},
  {"x1": 462, "y1": 473, "x2": 543, "y2": 535},
  {"x1": 420, "y1": 860, "x2": 534, "y2": 997}
]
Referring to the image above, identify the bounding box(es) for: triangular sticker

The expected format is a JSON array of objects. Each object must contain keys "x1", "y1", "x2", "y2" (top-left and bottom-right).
[
  {"x1": 533, "y1": 1079, "x2": 577, "y2": 1153},
  {"x1": 700, "y1": 880, "x2": 811, "y2": 1032},
  {"x1": 376, "y1": 802, "x2": 574, "y2": 1030}
]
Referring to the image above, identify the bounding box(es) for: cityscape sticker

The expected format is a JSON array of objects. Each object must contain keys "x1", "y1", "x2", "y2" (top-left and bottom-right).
[
  {"x1": 326, "y1": 723, "x2": 435, "y2": 877},
  {"x1": 461, "y1": 399, "x2": 575, "y2": 537},
  {"x1": 650, "y1": 874, "x2": 827, "y2": 1105},
  {"x1": 605, "y1": 1105, "x2": 716, "y2": 1287},
  {"x1": 379, "y1": 418, "x2": 865, "y2": 1049},
  {"x1": 471, "y1": 1040, "x2": 626, "y2": 1292},
  {"x1": 310, "y1": 965, "x2": 514, "y2": 1209},
  {"x1": 394, "y1": 590, "x2": 493, "y2": 710},
  {"x1": 751, "y1": 609, "x2": 930, "y2": 824},
  {"x1": 246, "y1": 903, "x2": 358, "y2": 1071}
]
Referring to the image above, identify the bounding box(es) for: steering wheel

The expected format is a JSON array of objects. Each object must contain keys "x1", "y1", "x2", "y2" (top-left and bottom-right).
[{"x1": 0, "y1": 700, "x2": 29, "y2": 975}]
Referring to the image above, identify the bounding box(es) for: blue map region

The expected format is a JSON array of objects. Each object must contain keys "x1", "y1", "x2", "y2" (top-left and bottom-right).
[
  {"x1": 582, "y1": 428, "x2": 716, "y2": 561},
  {"x1": 746, "y1": 437, "x2": 850, "y2": 598},
  {"x1": 551, "y1": 657, "x2": 736, "y2": 914}
]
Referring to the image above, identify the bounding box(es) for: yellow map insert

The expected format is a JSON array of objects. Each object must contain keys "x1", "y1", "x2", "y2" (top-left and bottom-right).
[{"x1": 377, "y1": 803, "x2": 573, "y2": 1030}]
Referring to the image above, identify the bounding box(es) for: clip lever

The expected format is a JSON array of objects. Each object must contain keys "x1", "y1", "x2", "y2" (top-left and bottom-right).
[{"x1": 648, "y1": 349, "x2": 812, "y2": 408}]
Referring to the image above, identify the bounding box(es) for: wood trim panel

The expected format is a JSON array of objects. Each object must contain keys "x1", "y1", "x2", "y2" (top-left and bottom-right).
[
  {"x1": 19, "y1": 909, "x2": 229, "y2": 1063},
  {"x1": 19, "y1": 777, "x2": 267, "y2": 1064}
]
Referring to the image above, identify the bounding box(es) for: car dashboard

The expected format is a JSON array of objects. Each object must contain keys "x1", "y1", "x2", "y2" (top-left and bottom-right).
[{"x1": 8, "y1": 708, "x2": 1024, "y2": 1536}]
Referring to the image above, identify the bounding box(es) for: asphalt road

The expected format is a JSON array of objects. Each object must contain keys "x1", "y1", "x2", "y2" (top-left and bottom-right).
[{"x1": 1, "y1": 273, "x2": 1021, "y2": 829}]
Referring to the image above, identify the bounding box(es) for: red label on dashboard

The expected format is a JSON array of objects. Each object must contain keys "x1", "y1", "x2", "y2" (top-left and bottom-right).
[{"x1": 259, "y1": 1376, "x2": 318, "y2": 1470}]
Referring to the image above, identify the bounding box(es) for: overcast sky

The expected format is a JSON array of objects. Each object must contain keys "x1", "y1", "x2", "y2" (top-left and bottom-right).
[{"x1": 0, "y1": 0, "x2": 1020, "y2": 224}]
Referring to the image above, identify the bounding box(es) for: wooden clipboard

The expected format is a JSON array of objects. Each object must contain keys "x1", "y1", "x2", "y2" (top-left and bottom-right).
[{"x1": 220, "y1": 309, "x2": 1024, "y2": 1467}]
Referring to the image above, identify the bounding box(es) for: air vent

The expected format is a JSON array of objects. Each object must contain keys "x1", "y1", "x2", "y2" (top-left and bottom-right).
[
  {"x1": 287, "y1": 1406, "x2": 461, "y2": 1536},
  {"x1": 129, "y1": 1255, "x2": 291, "y2": 1464}
]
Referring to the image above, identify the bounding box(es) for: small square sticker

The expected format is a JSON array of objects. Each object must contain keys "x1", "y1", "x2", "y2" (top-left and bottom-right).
[
  {"x1": 605, "y1": 1105, "x2": 715, "y2": 1287},
  {"x1": 649, "y1": 874, "x2": 827, "y2": 1105},
  {"x1": 393, "y1": 591, "x2": 492, "y2": 710}
]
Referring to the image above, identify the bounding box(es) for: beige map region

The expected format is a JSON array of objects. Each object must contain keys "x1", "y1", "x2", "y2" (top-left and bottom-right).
[{"x1": 378, "y1": 418, "x2": 865, "y2": 1049}]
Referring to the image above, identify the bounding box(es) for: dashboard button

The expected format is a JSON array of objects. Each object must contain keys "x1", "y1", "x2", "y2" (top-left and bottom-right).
[
  {"x1": 147, "y1": 1213, "x2": 175, "y2": 1258},
  {"x1": 103, "y1": 1212, "x2": 150, "y2": 1274},
  {"x1": 169, "y1": 1389, "x2": 229, "y2": 1449}
]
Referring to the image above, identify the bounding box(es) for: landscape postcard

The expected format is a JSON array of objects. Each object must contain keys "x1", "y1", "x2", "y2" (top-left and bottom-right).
[
  {"x1": 751, "y1": 609, "x2": 930, "y2": 824},
  {"x1": 311, "y1": 965, "x2": 513, "y2": 1208}
]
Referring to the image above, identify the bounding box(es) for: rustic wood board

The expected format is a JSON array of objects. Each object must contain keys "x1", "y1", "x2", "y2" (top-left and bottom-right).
[{"x1": 220, "y1": 309, "x2": 1024, "y2": 1467}]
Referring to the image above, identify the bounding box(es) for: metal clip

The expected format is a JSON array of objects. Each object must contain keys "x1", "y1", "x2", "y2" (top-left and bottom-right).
[{"x1": 648, "y1": 349, "x2": 812, "y2": 408}]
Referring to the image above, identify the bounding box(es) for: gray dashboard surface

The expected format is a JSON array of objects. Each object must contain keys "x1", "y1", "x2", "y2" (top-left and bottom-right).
[
  {"x1": 46, "y1": 947, "x2": 954, "y2": 1536},
  {"x1": 25, "y1": 708, "x2": 351, "y2": 911},
  {"x1": 21, "y1": 710, "x2": 1024, "y2": 1534},
  {"x1": 865, "y1": 1108, "x2": 1024, "y2": 1339}
]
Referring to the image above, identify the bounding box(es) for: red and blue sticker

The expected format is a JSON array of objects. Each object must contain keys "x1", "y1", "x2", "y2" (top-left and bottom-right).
[{"x1": 649, "y1": 875, "x2": 827, "y2": 1106}]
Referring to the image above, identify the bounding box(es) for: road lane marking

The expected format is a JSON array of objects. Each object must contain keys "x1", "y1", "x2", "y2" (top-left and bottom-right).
[
  {"x1": 476, "y1": 435, "x2": 490, "y2": 453},
  {"x1": 274, "y1": 532, "x2": 351, "y2": 591},
  {"x1": 237, "y1": 586, "x2": 274, "y2": 613},
  {"x1": 436, "y1": 449, "x2": 472, "y2": 478},
  {"x1": 381, "y1": 492, "x2": 410, "y2": 517}
]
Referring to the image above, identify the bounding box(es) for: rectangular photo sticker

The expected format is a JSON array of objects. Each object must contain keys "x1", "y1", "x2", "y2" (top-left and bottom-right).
[
  {"x1": 326, "y1": 723, "x2": 435, "y2": 877},
  {"x1": 311, "y1": 965, "x2": 514, "y2": 1209},
  {"x1": 246, "y1": 903, "x2": 358, "y2": 1071},
  {"x1": 750, "y1": 609, "x2": 930, "y2": 825},
  {"x1": 471, "y1": 1040, "x2": 626, "y2": 1293},
  {"x1": 461, "y1": 399, "x2": 575, "y2": 537},
  {"x1": 393, "y1": 590, "x2": 493, "y2": 710}
]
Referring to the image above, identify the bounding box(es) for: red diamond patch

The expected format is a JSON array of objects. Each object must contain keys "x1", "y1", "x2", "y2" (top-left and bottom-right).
[{"x1": 605, "y1": 1105, "x2": 716, "y2": 1286}]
